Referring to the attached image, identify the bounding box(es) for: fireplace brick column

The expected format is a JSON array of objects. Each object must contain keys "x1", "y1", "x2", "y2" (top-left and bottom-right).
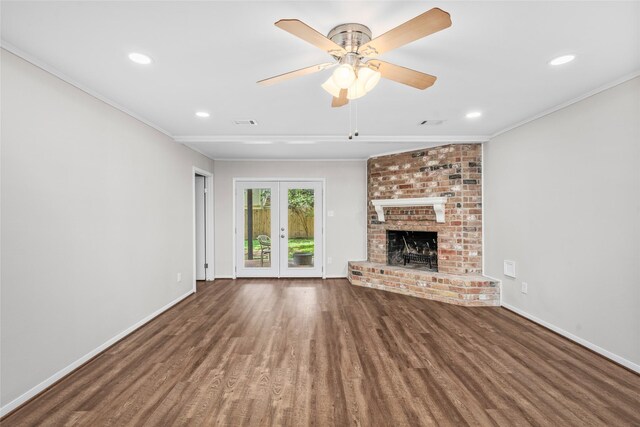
[{"x1": 350, "y1": 143, "x2": 499, "y2": 307}]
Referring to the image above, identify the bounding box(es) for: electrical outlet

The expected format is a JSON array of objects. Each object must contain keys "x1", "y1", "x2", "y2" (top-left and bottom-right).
[
  {"x1": 327, "y1": 257, "x2": 333, "y2": 264},
  {"x1": 327, "y1": 210, "x2": 335, "y2": 217},
  {"x1": 177, "y1": 273, "x2": 182, "y2": 283},
  {"x1": 521, "y1": 282, "x2": 528, "y2": 294}
]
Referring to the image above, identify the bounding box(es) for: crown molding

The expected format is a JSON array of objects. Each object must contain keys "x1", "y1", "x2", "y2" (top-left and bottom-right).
[
  {"x1": 490, "y1": 70, "x2": 640, "y2": 139},
  {"x1": 213, "y1": 158, "x2": 368, "y2": 162},
  {"x1": 1, "y1": 42, "x2": 173, "y2": 138},
  {"x1": 366, "y1": 142, "x2": 479, "y2": 159},
  {"x1": 174, "y1": 135, "x2": 490, "y2": 144},
  {"x1": 5, "y1": 39, "x2": 636, "y2": 155}
]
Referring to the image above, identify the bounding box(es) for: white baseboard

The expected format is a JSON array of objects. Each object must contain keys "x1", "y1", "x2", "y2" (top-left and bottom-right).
[
  {"x1": 214, "y1": 275, "x2": 234, "y2": 279},
  {"x1": 501, "y1": 303, "x2": 640, "y2": 374},
  {"x1": 0, "y1": 291, "x2": 194, "y2": 418}
]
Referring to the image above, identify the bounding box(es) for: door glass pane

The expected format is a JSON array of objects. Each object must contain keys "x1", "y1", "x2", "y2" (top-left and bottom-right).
[
  {"x1": 287, "y1": 189, "x2": 315, "y2": 268},
  {"x1": 244, "y1": 188, "x2": 271, "y2": 268}
]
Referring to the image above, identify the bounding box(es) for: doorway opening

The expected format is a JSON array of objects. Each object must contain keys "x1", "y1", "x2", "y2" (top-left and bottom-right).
[
  {"x1": 234, "y1": 180, "x2": 324, "y2": 278},
  {"x1": 193, "y1": 168, "x2": 214, "y2": 290}
]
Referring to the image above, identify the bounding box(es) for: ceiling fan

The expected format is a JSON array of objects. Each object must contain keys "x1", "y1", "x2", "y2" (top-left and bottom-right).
[{"x1": 257, "y1": 8, "x2": 452, "y2": 108}]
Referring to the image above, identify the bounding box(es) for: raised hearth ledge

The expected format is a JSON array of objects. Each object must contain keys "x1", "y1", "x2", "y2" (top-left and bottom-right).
[
  {"x1": 348, "y1": 261, "x2": 500, "y2": 307},
  {"x1": 371, "y1": 197, "x2": 447, "y2": 223}
]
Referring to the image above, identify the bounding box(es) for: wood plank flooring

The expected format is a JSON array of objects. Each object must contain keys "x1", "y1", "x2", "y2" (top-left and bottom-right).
[{"x1": 3, "y1": 279, "x2": 639, "y2": 426}]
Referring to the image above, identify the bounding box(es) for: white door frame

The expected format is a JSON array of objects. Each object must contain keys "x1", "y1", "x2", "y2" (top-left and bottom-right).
[
  {"x1": 232, "y1": 178, "x2": 326, "y2": 279},
  {"x1": 193, "y1": 167, "x2": 215, "y2": 292}
]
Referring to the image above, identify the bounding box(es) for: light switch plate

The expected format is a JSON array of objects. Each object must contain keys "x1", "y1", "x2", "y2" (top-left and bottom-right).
[
  {"x1": 521, "y1": 282, "x2": 528, "y2": 294},
  {"x1": 504, "y1": 260, "x2": 516, "y2": 278},
  {"x1": 177, "y1": 273, "x2": 182, "y2": 283}
]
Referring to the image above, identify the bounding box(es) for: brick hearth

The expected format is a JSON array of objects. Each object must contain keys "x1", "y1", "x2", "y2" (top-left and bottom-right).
[
  {"x1": 348, "y1": 143, "x2": 500, "y2": 306},
  {"x1": 348, "y1": 261, "x2": 499, "y2": 306}
]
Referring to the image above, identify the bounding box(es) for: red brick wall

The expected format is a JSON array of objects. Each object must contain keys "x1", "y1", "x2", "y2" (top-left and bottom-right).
[{"x1": 367, "y1": 144, "x2": 483, "y2": 274}]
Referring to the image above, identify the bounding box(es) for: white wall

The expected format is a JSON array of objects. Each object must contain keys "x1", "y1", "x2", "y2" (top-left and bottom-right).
[
  {"x1": 0, "y1": 50, "x2": 215, "y2": 409},
  {"x1": 484, "y1": 77, "x2": 640, "y2": 368},
  {"x1": 212, "y1": 160, "x2": 367, "y2": 278}
]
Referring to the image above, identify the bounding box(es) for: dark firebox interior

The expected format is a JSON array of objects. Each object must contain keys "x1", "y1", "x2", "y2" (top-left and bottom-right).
[{"x1": 387, "y1": 230, "x2": 438, "y2": 271}]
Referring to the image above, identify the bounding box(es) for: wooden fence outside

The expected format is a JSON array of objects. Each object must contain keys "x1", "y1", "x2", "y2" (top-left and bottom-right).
[{"x1": 245, "y1": 208, "x2": 314, "y2": 238}]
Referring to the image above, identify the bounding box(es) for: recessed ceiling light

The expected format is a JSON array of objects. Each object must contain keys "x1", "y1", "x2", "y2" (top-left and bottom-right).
[
  {"x1": 195, "y1": 111, "x2": 210, "y2": 118},
  {"x1": 243, "y1": 141, "x2": 273, "y2": 145},
  {"x1": 465, "y1": 111, "x2": 482, "y2": 119},
  {"x1": 128, "y1": 52, "x2": 152, "y2": 65},
  {"x1": 549, "y1": 54, "x2": 576, "y2": 66}
]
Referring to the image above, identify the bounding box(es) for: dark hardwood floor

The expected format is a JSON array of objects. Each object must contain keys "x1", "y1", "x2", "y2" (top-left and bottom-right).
[{"x1": 4, "y1": 279, "x2": 639, "y2": 426}]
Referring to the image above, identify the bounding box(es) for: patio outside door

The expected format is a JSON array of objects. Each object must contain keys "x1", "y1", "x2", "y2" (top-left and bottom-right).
[
  {"x1": 279, "y1": 181, "x2": 323, "y2": 277},
  {"x1": 235, "y1": 180, "x2": 323, "y2": 278}
]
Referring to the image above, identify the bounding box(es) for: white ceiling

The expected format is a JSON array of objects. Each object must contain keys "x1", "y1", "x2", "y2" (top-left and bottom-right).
[{"x1": 2, "y1": 1, "x2": 639, "y2": 159}]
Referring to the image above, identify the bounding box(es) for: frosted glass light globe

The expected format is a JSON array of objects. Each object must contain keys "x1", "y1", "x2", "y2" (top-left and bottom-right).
[
  {"x1": 347, "y1": 79, "x2": 367, "y2": 100},
  {"x1": 359, "y1": 67, "x2": 381, "y2": 92},
  {"x1": 332, "y1": 64, "x2": 356, "y2": 89},
  {"x1": 321, "y1": 77, "x2": 341, "y2": 97}
]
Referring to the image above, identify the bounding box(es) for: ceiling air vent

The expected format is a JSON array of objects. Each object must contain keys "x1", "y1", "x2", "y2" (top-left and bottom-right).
[
  {"x1": 234, "y1": 119, "x2": 258, "y2": 125},
  {"x1": 419, "y1": 120, "x2": 445, "y2": 126}
]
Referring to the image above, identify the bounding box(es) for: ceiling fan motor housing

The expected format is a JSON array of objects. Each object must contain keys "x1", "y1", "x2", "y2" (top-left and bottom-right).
[{"x1": 328, "y1": 23, "x2": 372, "y2": 58}]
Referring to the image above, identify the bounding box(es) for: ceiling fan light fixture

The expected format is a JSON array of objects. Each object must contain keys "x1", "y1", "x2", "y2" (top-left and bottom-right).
[
  {"x1": 358, "y1": 66, "x2": 382, "y2": 93},
  {"x1": 321, "y1": 77, "x2": 342, "y2": 97},
  {"x1": 347, "y1": 80, "x2": 367, "y2": 100},
  {"x1": 332, "y1": 64, "x2": 356, "y2": 89}
]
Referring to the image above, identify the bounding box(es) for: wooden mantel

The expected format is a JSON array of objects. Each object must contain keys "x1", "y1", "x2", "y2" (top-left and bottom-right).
[{"x1": 371, "y1": 197, "x2": 448, "y2": 223}]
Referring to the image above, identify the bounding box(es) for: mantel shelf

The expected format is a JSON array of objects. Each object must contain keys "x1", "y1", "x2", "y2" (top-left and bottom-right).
[{"x1": 371, "y1": 197, "x2": 448, "y2": 223}]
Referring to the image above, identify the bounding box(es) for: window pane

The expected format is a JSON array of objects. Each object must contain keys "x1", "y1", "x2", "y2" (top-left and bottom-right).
[
  {"x1": 287, "y1": 189, "x2": 314, "y2": 268},
  {"x1": 244, "y1": 188, "x2": 271, "y2": 268}
]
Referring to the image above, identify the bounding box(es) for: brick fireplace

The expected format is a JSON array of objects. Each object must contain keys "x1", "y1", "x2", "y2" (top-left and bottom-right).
[{"x1": 348, "y1": 144, "x2": 499, "y2": 306}]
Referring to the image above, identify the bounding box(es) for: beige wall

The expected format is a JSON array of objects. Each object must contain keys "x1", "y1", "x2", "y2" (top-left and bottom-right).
[
  {"x1": 0, "y1": 50, "x2": 215, "y2": 409},
  {"x1": 212, "y1": 160, "x2": 367, "y2": 277},
  {"x1": 484, "y1": 77, "x2": 640, "y2": 367}
]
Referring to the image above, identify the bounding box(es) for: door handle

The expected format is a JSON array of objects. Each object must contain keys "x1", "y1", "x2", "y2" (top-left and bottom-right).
[
  {"x1": 281, "y1": 227, "x2": 285, "y2": 231},
  {"x1": 281, "y1": 234, "x2": 285, "y2": 238}
]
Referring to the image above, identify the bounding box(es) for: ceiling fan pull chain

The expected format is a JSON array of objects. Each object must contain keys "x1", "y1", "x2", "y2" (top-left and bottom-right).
[
  {"x1": 348, "y1": 97, "x2": 353, "y2": 140},
  {"x1": 355, "y1": 98, "x2": 359, "y2": 137}
]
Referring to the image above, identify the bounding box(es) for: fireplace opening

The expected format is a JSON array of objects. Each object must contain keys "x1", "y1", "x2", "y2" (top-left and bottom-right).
[{"x1": 387, "y1": 230, "x2": 438, "y2": 272}]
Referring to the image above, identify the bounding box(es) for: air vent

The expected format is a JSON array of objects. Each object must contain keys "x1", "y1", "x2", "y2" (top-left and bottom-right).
[
  {"x1": 419, "y1": 120, "x2": 445, "y2": 126},
  {"x1": 234, "y1": 119, "x2": 258, "y2": 125}
]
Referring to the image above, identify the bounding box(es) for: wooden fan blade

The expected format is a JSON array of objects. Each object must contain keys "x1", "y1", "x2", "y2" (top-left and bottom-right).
[
  {"x1": 257, "y1": 63, "x2": 335, "y2": 86},
  {"x1": 359, "y1": 8, "x2": 451, "y2": 58},
  {"x1": 367, "y1": 60, "x2": 437, "y2": 90},
  {"x1": 332, "y1": 89, "x2": 349, "y2": 108},
  {"x1": 275, "y1": 19, "x2": 347, "y2": 57}
]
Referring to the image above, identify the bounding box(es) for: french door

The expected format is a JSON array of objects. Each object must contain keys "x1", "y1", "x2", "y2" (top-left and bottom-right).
[{"x1": 235, "y1": 180, "x2": 323, "y2": 278}]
